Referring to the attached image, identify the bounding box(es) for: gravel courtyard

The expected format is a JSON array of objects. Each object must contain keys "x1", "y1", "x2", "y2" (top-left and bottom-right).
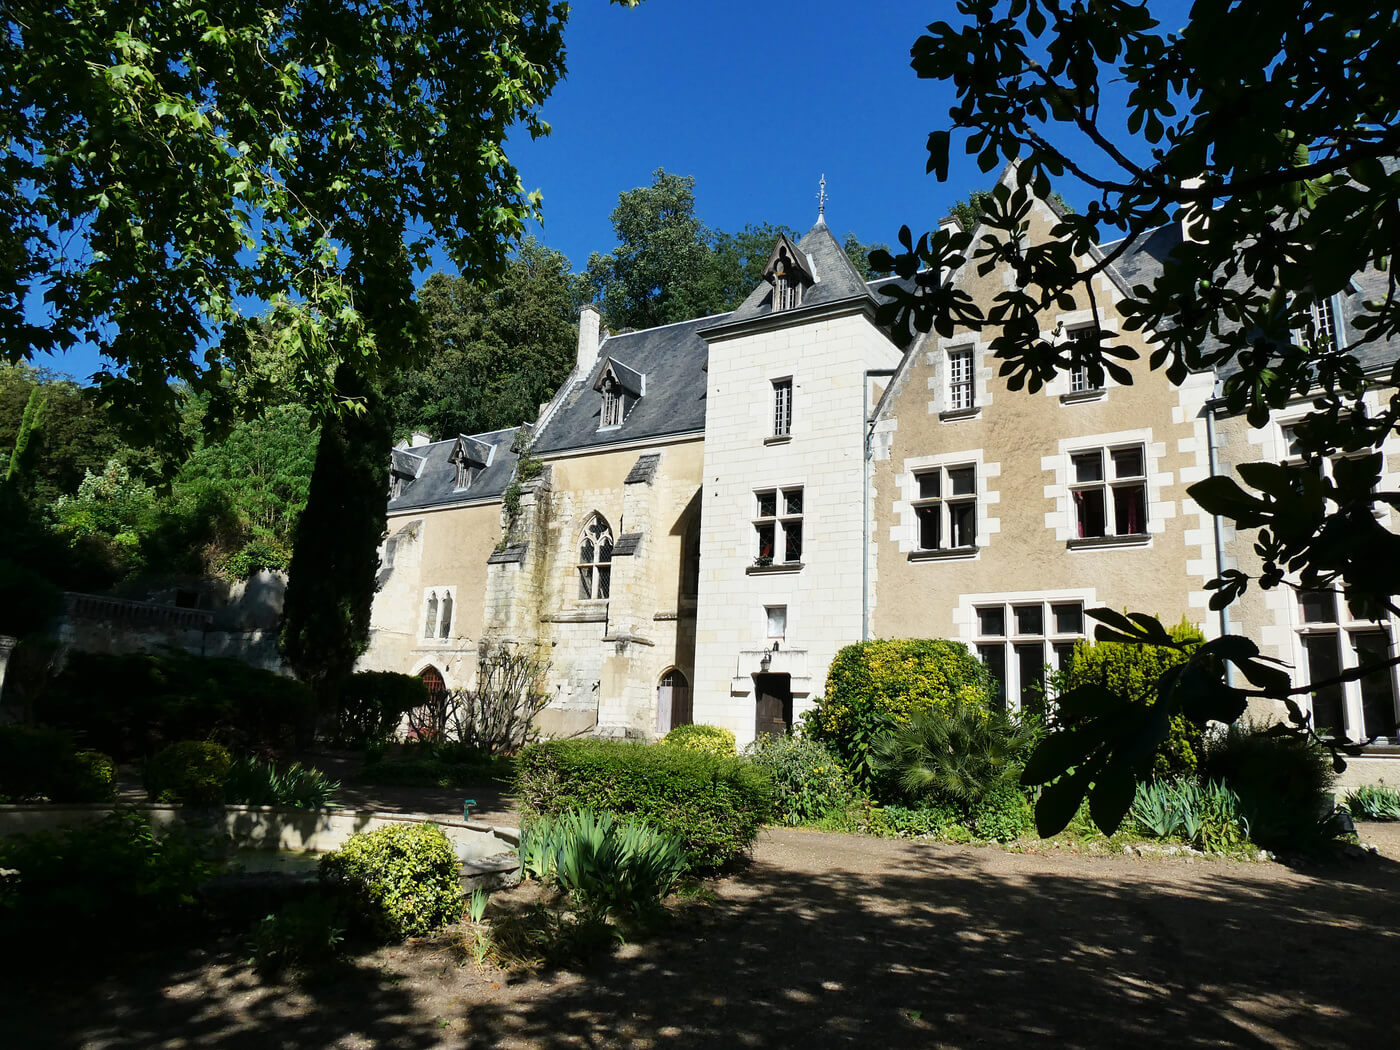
[{"x1": 6, "y1": 823, "x2": 1399, "y2": 1050}]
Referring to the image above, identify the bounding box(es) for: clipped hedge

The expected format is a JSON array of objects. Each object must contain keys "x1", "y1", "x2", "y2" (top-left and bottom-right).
[
  {"x1": 1058, "y1": 619, "x2": 1207, "y2": 779},
  {"x1": 806, "y1": 639, "x2": 992, "y2": 786},
  {"x1": 0, "y1": 725, "x2": 117, "y2": 802},
  {"x1": 143, "y1": 740, "x2": 233, "y2": 805},
  {"x1": 662, "y1": 723, "x2": 737, "y2": 756},
  {"x1": 319, "y1": 823, "x2": 462, "y2": 942},
  {"x1": 516, "y1": 740, "x2": 773, "y2": 870}
]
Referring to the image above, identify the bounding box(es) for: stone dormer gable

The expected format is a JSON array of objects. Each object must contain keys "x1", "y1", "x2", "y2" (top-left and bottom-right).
[
  {"x1": 762, "y1": 234, "x2": 816, "y2": 312},
  {"x1": 592, "y1": 356, "x2": 646, "y2": 429},
  {"x1": 449, "y1": 434, "x2": 494, "y2": 490},
  {"x1": 389, "y1": 447, "x2": 426, "y2": 501}
]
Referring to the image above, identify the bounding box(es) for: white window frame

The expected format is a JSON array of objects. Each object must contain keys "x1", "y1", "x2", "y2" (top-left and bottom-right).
[
  {"x1": 753, "y1": 487, "x2": 803, "y2": 566},
  {"x1": 1066, "y1": 325, "x2": 1103, "y2": 395},
  {"x1": 766, "y1": 605, "x2": 788, "y2": 640},
  {"x1": 947, "y1": 346, "x2": 975, "y2": 412},
  {"x1": 912, "y1": 463, "x2": 977, "y2": 552},
  {"x1": 1295, "y1": 589, "x2": 1399, "y2": 745},
  {"x1": 422, "y1": 587, "x2": 455, "y2": 641},
  {"x1": 600, "y1": 382, "x2": 623, "y2": 429},
  {"x1": 1297, "y1": 295, "x2": 1340, "y2": 353},
  {"x1": 973, "y1": 598, "x2": 1086, "y2": 712},
  {"x1": 772, "y1": 377, "x2": 793, "y2": 438},
  {"x1": 1068, "y1": 443, "x2": 1149, "y2": 542}
]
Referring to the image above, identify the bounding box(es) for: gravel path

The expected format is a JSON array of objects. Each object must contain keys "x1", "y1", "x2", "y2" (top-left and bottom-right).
[{"x1": 7, "y1": 823, "x2": 1400, "y2": 1050}]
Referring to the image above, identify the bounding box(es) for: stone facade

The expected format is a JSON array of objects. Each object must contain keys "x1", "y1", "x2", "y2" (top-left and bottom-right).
[{"x1": 362, "y1": 180, "x2": 1400, "y2": 784}]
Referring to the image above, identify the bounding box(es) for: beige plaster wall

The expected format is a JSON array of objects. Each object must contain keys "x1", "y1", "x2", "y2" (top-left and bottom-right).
[
  {"x1": 871, "y1": 184, "x2": 1218, "y2": 658},
  {"x1": 361, "y1": 500, "x2": 502, "y2": 690}
]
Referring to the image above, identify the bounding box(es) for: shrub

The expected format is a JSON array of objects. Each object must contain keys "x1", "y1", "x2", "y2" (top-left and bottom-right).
[
  {"x1": 143, "y1": 740, "x2": 233, "y2": 805},
  {"x1": 744, "y1": 733, "x2": 859, "y2": 825},
  {"x1": 879, "y1": 802, "x2": 961, "y2": 838},
  {"x1": 663, "y1": 723, "x2": 737, "y2": 757},
  {"x1": 1201, "y1": 722, "x2": 1342, "y2": 852},
  {"x1": 519, "y1": 808, "x2": 688, "y2": 918},
  {"x1": 318, "y1": 823, "x2": 462, "y2": 942},
  {"x1": 806, "y1": 639, "x2": 992, "y2": 787},
  {"x1": 872, "y1": 699, "x2": 1038, "y2": 805},
  {"x1": 1055, "y1": 620, "x2": 1207, "y2": 779},
  {"x1": 250, "y1": 894, "x2": 348, "y2": 979},
  {"x1": 224, "y1": 756, "x2": 340, "y2": 808},
  {"x1": 0, "y1": 725, "x2": 117, "y2": 802},
  {"x1": 969, "y1": 784, "x2": 1036, "y2": 841},
  {"x1": 516, "y1": 740, "x2": 773, "y2": 870},
  {"x1": 332, "y1": 670, "x2": 427, "y2": 746},
  {"x1": 39, "y1": 649, "x2": 315, "y2": 758},
  {"x1": 0, "y1": 812, "x2": 218, "y2": 957},
  {"x1": 1345, "y1": 784, "x2": 1400, "y2": 822}
]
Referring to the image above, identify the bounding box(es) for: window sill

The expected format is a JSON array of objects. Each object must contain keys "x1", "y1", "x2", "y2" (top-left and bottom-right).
[
  {"x1": 746, "y1": 562, "x2": 804, "y2": 575},
  {"x1": 908, "y1": 545, "x2": 979, "y2": 562},
  {"x1": 1066, "y1": 534, "x2": 1150, "y2": 550},
  {"x1": 1060, "y1": 389, "x2": 1106, "y2": 405},
  {"x1": 763, "y1": 435, "x2": 792, "y2": 445},
  {"x1": 939, "y1": 407, "x2": 980, "y2": 422}
]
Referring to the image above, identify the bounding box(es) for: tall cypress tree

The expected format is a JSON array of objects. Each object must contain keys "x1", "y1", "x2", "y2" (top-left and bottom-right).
[{"x1": 279, "y1": 363, "x2": 392, "y2": 696}]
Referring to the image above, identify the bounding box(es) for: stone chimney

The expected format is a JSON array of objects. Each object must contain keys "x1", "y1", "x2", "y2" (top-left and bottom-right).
[
  {"x1": 409, "y1": 431, "x2": 431, "y2": 447},
  {"x1": 937, "y1": 214, "x2": 963, "y2": 236},
  {"x1": 577, "y1": 304, "x2": 602, "y2": 376}
]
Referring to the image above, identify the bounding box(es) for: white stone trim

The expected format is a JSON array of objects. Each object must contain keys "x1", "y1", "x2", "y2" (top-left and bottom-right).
[
  {"x1": 930, "y1": 334, "x2": 993, "y2": 416},
  {"x1": 1043, "y1": 427, "x2": 1170, "y2": 542},
  {"x1": 889, "y1": 449, "x2": 1000, "y2": 554}
]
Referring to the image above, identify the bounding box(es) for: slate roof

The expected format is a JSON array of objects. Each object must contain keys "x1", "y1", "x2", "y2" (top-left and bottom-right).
[
  {"x1": 1100, "y1": 222, "x2": 1400, "y2": 382},
  {"x1": 530, "y1": 314, "x2": 724, "y2": 455},
  {"x1": 723, "y1": 220, "x2": 876, "y2": 325},
  {"x1": 624, "y1": 453, "x2": 660, "y2": 485},
  {"x1": 387, "y1": 427, "x2": 520, "y2": 512}
]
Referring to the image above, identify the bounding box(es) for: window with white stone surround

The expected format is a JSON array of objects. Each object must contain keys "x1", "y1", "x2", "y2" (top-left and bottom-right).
[
  {"x1": 1069, "y1": 443, "x2": 1148, "y2": 540},
  {"x1": 422, "y1": 587, "x2": 454, "y2": 640},
  {"x1": 1296, "y1": 589, "x2": 1399, "y2": 744},
  {"x1": 577, "y1": 514, "x2": 614, "y2": 599},
  {"x1": 913, "y1": 464, "x2": 977, "y2": 551},
  {"x1": 772, "y1": 377, "x2": 793, "y2": 437},
  {"x1": 754, "y1": 487, "x2": 803, "y2": 566},
  {"x1": 974, "y1": 598, "x2": 1085, "y2": 712},
  {"x1": 947, "y1": 347, "x2": 975, "y2": 411},
  {"x1": 1066, "y1": 325, "x2": 1103, "y2": 396}
]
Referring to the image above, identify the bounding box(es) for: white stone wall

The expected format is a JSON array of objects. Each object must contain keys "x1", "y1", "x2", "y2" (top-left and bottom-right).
[{"x1": 692, "y1": 308, "x2": 902, "y2": 747}]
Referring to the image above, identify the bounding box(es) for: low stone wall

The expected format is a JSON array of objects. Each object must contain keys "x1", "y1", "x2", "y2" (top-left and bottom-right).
[{"x1": 0, "y1": 803, "x2": 519, "y2": 863}]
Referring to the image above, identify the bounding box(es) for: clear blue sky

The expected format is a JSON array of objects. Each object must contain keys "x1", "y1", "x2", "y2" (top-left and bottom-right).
[{"x1": 33, "y1": 0, "x2": 1193, "y2": 382}]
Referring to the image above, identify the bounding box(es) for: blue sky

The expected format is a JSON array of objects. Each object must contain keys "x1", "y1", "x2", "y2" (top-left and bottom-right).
[{"x1": 34, "y1": 0, "x2": 1193, "y2": 382}]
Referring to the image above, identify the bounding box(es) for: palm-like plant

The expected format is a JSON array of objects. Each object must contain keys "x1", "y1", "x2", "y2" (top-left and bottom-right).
[{"x1": 872, "y1": 699, "x2": 1038, "y2": 804}]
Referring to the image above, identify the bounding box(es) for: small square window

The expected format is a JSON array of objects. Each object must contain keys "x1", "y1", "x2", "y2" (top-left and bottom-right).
[
  {"x1": 756, "y1": 491, "x2": 776, "y2": 517},
  {"x1": 1014, "y1": 604, "x2": 1044, "y2": 636},
  {"x1": 977, "y1": 606, "x2": 1006, "y2": 637},
  {"x1": 766, "y1": 606, "x2": 787, "y2": 639},
  {"x1": 1052, "y1": 603, "x2": 1084, "y2": 635}
]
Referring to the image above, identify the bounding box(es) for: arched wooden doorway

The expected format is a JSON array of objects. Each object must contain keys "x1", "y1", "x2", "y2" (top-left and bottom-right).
[
  {"x1": 408, "y1": 665, "x2": 448, "y2": 740},
  {"x1": 656, "y1": 669, "x2": 692, "y2": 735}
]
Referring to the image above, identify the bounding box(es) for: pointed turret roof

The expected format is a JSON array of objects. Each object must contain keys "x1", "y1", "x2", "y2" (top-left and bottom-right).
[{"x1": 719, "y1": 220, "x2": 875, "y2": 327}]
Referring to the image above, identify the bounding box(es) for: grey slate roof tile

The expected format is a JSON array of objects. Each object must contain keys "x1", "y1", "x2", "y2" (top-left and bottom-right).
[
  {"x1": 725, "y1": 221, "x2": 875, "y2": 325},
  {"x1": 624, "y1": 453, "x2": 660, "y2": 485},
  {"x1": 612, "y1": 532, "x2": 643, "y2": 557},
  {"x1": 530, "y1": 314, "x2": 724, "y2": 455},
  {"x1": 388, "y1": 427, "x2": 520, "y2": 512},
  {"x1": 487, "y1": 542, "x2": 529, "y2": 565}
]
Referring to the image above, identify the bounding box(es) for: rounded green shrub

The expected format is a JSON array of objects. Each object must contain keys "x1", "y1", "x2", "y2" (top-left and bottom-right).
[
  {"x1": 969, "y1": 784, "x2": 1036, "y2": 841},
  {"x1": 143, "y1": 740, "x2": 232, "y2": 805},
  {"x1": 663, "y1": 723, "x2": 737, "y2": 756},
  {"x1": 0, "y1": 726, "x2": 116, "y2": 802},
  {"x1": 744, "y1": 733, "x2": 858, "y2": 825},
  {"x1": 66, "y1": 749, "x2": 118, "y2": 802},
  {"x1": 1056, "y1": 620, "x2": 1207, "y2": 779},
  {"x1": 516, "y1": 739, "x2": 773, "y2": 870},
  {"x1": 318, "y1": 823, "x2": 462, "y2": 941},
  {"x1": 806, "y1": 639, "x2": 993, "y2": 787}
]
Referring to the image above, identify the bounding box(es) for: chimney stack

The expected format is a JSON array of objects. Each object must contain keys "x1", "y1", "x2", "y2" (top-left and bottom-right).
[
  {"x1": 1179, "y1": 178, "x2": 1208, "y2": 243},
  {"x1": 937, "y1": 215, "x2": 963, "y2": 236},
  {"x1": 577, "y1": 304, "x2": 602, "y2": 376}
]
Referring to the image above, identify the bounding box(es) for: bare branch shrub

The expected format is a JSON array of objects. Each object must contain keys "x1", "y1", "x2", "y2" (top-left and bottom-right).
[{"x1": 438, "y1": 642, "x2": 550, "y2": 755}]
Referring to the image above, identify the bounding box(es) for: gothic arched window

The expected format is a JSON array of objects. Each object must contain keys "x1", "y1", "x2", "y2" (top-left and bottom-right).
[{"x1": 578, "y1": 514, "x2": 614, "y2": 600}]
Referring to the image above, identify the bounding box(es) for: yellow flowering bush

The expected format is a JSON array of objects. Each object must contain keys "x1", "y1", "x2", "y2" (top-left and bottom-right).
[{"x1": 805, "y1": 639, "x2": 993, "y2": 789}]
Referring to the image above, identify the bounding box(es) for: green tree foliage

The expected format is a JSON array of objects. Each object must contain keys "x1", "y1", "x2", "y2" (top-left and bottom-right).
[
  {"x1": 708, "y1": 222, "x2": 798, "y2": 310},
  {"x1": 841, "y1": 231, "x2": 893, "y2": 281},
  {"x1": 1057, "y1": 621, "x2": 1208, "y2": 780},
  {"x1": 279, "y1": 364, "x2": 392, "y2": 694},
  {"x1": 587, "y1": 169, "x2": 723, "y2": 331},
  {"x1": 806, "y1": 639, "x2": 994, "y2": 788},
  {"x1": 877, "y1": 1, "x2": 1400, "y2": 834},
  {"x1": 386, "y1": 238, "x2": 584, "y2": 440},
  {"x1": 1, "y1": 1, "x2": 620, "y2": 440}
]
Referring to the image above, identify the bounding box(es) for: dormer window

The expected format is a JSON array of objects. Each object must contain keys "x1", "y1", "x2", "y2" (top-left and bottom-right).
[
  {"x1": 449, "y1": 434, "x2": 493, "y2": 491},
  {"x1": 761, "y1": 234, "x2": 816, "y2": 314},
  {"x1": 593, "y1": 357, "x2": 645, "y2": 431},
  {"x1": 388, "y1": 446, "x2": 426, "y2": 501}
]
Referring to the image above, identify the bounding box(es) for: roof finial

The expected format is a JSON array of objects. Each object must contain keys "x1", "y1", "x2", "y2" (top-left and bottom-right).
[{"x1": 817, "y1": 174, "x2": 828, "y2": 225}]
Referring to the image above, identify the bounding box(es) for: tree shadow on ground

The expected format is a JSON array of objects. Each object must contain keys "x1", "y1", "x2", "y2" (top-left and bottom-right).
[{"x1": 458, "y1": 835, "x2": 1400, "y2": 1049}]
